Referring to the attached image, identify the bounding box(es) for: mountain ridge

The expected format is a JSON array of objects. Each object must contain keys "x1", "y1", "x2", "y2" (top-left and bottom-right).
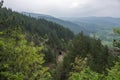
[{"x1": 21, "y1": 12, "x2": 86, "y2": 34}]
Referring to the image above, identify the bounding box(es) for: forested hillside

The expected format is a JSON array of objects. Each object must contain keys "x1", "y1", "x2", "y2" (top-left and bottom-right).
[
  {"x1": 0, "y1": 2, "x2": 120, "y2": 80},
  {"x1": 0, "y1": 6, "x2": 74, "y2": 80},
  {"x1": 22, "y1": 12, "x2": 86, "y2": 34},
  {"x1": 62, "y1": 17, "x2": 120, "y2": 46},
  {"x1": 22, "y1": 12, "x2": 120, "y2": 46}
]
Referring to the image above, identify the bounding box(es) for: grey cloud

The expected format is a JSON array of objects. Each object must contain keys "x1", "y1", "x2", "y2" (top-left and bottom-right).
[{"x1": 3, "y1": 0, "x2": 120, "y2": 17}]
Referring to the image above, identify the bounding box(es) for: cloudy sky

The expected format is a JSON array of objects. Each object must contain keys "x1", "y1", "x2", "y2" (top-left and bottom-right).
[{"x1": 3, "y1": 0, "x2": 120, "y2": 17}]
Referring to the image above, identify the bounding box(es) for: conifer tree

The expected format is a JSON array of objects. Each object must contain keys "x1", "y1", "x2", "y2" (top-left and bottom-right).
[{"x1": 0, "y1": 27, "x2": 52, "y2": 80}]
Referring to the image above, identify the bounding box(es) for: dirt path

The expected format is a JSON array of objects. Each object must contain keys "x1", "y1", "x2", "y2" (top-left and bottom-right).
[{"x1": 56, "y1": 53, "x2": 65, "y2": 80}]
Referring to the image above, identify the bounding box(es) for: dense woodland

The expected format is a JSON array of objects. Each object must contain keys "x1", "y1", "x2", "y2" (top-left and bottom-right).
[{"x1": 0, "y1": 1, "x2": 120, "y2": 80}]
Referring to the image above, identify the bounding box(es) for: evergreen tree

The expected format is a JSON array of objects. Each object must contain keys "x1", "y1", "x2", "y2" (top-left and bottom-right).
[
  {"x1": 106, "y1": 60, "x2": 120, "y2": 80},
  {"x1": 69, "y1": 68, "x2": 103, "y2": 80},
  {"x1": 0, "y1": 27, "x2": 52, "y2": 80},
  {"x1": 63, "y1": 33, "x2": 110, "y2": 80}
]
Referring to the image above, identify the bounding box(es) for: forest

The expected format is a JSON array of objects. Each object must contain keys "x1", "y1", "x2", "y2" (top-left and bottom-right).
[{"x1": 0, "y1": 1, "x2": 120, "y2": 80}]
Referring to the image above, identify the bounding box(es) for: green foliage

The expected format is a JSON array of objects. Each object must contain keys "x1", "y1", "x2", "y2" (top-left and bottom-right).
[
  {"x1": 64, "y1": 33, "x2": 109, "y2": 71},
  {"x1": 72, "y1": 56, "x2": 87, "y2": 72},
  {"x1": 0, "y1": 28, "x2": 52, "y2": 80},
  {"x1": 113, "y1": 28, "x2": 120, "y2": 35},
  {"x1": 68, "y1": 57, "x2": 120, "y2": 80},
  {"x1": 1, "y1": 6, "x2": 120, "y2": 80},
  {"x1": 106, "y1": 61, "x2": 120, "y2": 80},
  {"x1": 113, "y1": 28, "x2": 120, "y2": 49},
  {"x1": 0, "y1": 7, "x2": 74, "y2": 65},
  {"x1": 0, "y1": 7, "x2": 75, "y2": 80},
  {"x1": 102, "y1": 29, "x2": 120, "y2": 80},
  {"x1": 69, "y1": 68, "x2": 103, "y2": 80},
  {"x1": 63, "y1": 32, "x2": 110, "y2": 80},
  {"x1": 68, "y1": 56, "x2": 103, "y2": 80},
  {"x1": 0, "y1": 7, "x2": 74, "y2": 44}
]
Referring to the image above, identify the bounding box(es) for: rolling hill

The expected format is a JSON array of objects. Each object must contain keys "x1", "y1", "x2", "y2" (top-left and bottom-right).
[
  {"x1": 21, "y1": 12, "x2": 86, "y2": 34},
  {"x1": 21, "y1": 12, "x2": 120, "y2": 46},
  {"x1": 61, "y1": 17, "x2": 120, "y2": 32},
  {"x1": 61, "y1": 17, "x2": 120, "y2": 46}
]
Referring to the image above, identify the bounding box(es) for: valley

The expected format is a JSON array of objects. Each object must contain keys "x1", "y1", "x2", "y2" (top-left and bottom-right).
[
  {"x1": 1, "y1": 0, "x2": 120, "y2": 80},
  {"x1": 22, "y1": 12, "x2": 120, "y2": 46}
]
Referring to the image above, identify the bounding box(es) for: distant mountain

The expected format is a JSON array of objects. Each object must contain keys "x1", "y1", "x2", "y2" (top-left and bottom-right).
[
  {"x1": 0, "y1": 8, "x2": 74, "y2": 50},
  {"x1": 61, "y1": 17, "x2": 120, "y2": 33},
  {"x1": 21, "y1": 12, "x2": 86, "y2": 34},
  {"x1": 21, "y1": 12, "x2": 120, "y2": 46},
  {"x1": 61, "y1": 17, "x2": 120, "y2": 46}
]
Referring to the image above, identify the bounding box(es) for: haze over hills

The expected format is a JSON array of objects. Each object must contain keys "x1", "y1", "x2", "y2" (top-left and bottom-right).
[
  {"x1": 2, "y1": 0, "x2": 120, "y2": 80},
  {"x1": 22, "y1": 12, "x2": 86, "y2": 34},
  {"x1": 21, "y1": 12, "x2": 120, "y2": 46},
  {"x1": 61, "y1": 17, "x2": 120, "y2": 32},
  {"x1": 22, "y1": 12, "x2": 120, "y2": 34},
  {"x1": 61, "y1": 17, "x2": 120, "y2": 46}
]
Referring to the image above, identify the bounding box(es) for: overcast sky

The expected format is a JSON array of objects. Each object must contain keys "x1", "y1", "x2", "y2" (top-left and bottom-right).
[{"x1": 3, "y1": 0, "x2": 120, "y2": 18}]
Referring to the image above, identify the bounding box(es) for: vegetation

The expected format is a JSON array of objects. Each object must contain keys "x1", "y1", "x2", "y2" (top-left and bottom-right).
[
  {"x1": 0, "y1": 2, "x2": 120, "y2": 80},
  {"x1": 0, "y1": 6, "x2": 74, "y2": 64},
  {"x1": 0, "y1": 27, "x2": 52, "y2": 80},
  {"x1": 62, "y1": 32, "x2": 112, "y2": 80},
  {"x1": 66, "y1": 29, "x2": 120, "y2": 80},
  {"x1": 63, "y1": 17, "x2": 120, "y2": 46}
]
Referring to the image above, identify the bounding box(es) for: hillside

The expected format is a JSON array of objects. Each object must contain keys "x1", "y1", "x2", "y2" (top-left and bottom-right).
[
  {"x1": 0, "y1": 8, "x2": 74, "y2": 41},
  {"x1": 22, "y1": 12, "x2": 86, "y2": 34},
  {"x1": 61, "y1": 17, "x2": 120, "y2": 46},
  {"x1": 0, "y1": 6, "x2": 120, "y2": 80},
  {"x1": 62, "y1": 17, "x2": 120, "y2": 32},
  {"x1": 1, "y1": 0, "x2": 120, "y2": 80},
  {"x1": 0, "y1": 7, "x2": 75, "y2": 64},
  {"x1": 21, "y1": 13, "x2": 120, "y2": 46}
]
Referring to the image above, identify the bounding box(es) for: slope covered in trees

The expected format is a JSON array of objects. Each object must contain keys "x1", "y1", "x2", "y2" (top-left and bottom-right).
[
  {"x1": 0, "y1": 6, "x2": 74, "y2": 80},
  {"x1": 0, "y1": 27, "x2": 52, "y2": 80},
  {"x1": 62, "y1": 17, "x2": 120, "y2": 46},
  {"x1": 0, "y1": 3, "x2": 120, "y2": 80},
  {"x1": 22, "y1": 12, "x2": 86, "y2": 34},
  {"x1": 0, "y1": 7, "x2": 74, "y2": 63},
  {"x1": 64, "y1": 29, "x2": 120, "y2": 80}
]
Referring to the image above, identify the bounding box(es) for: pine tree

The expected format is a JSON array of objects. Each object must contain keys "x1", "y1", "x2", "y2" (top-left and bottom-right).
[{"x1": 0, "y1": 27, "x2": 52, "y2": 80}]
